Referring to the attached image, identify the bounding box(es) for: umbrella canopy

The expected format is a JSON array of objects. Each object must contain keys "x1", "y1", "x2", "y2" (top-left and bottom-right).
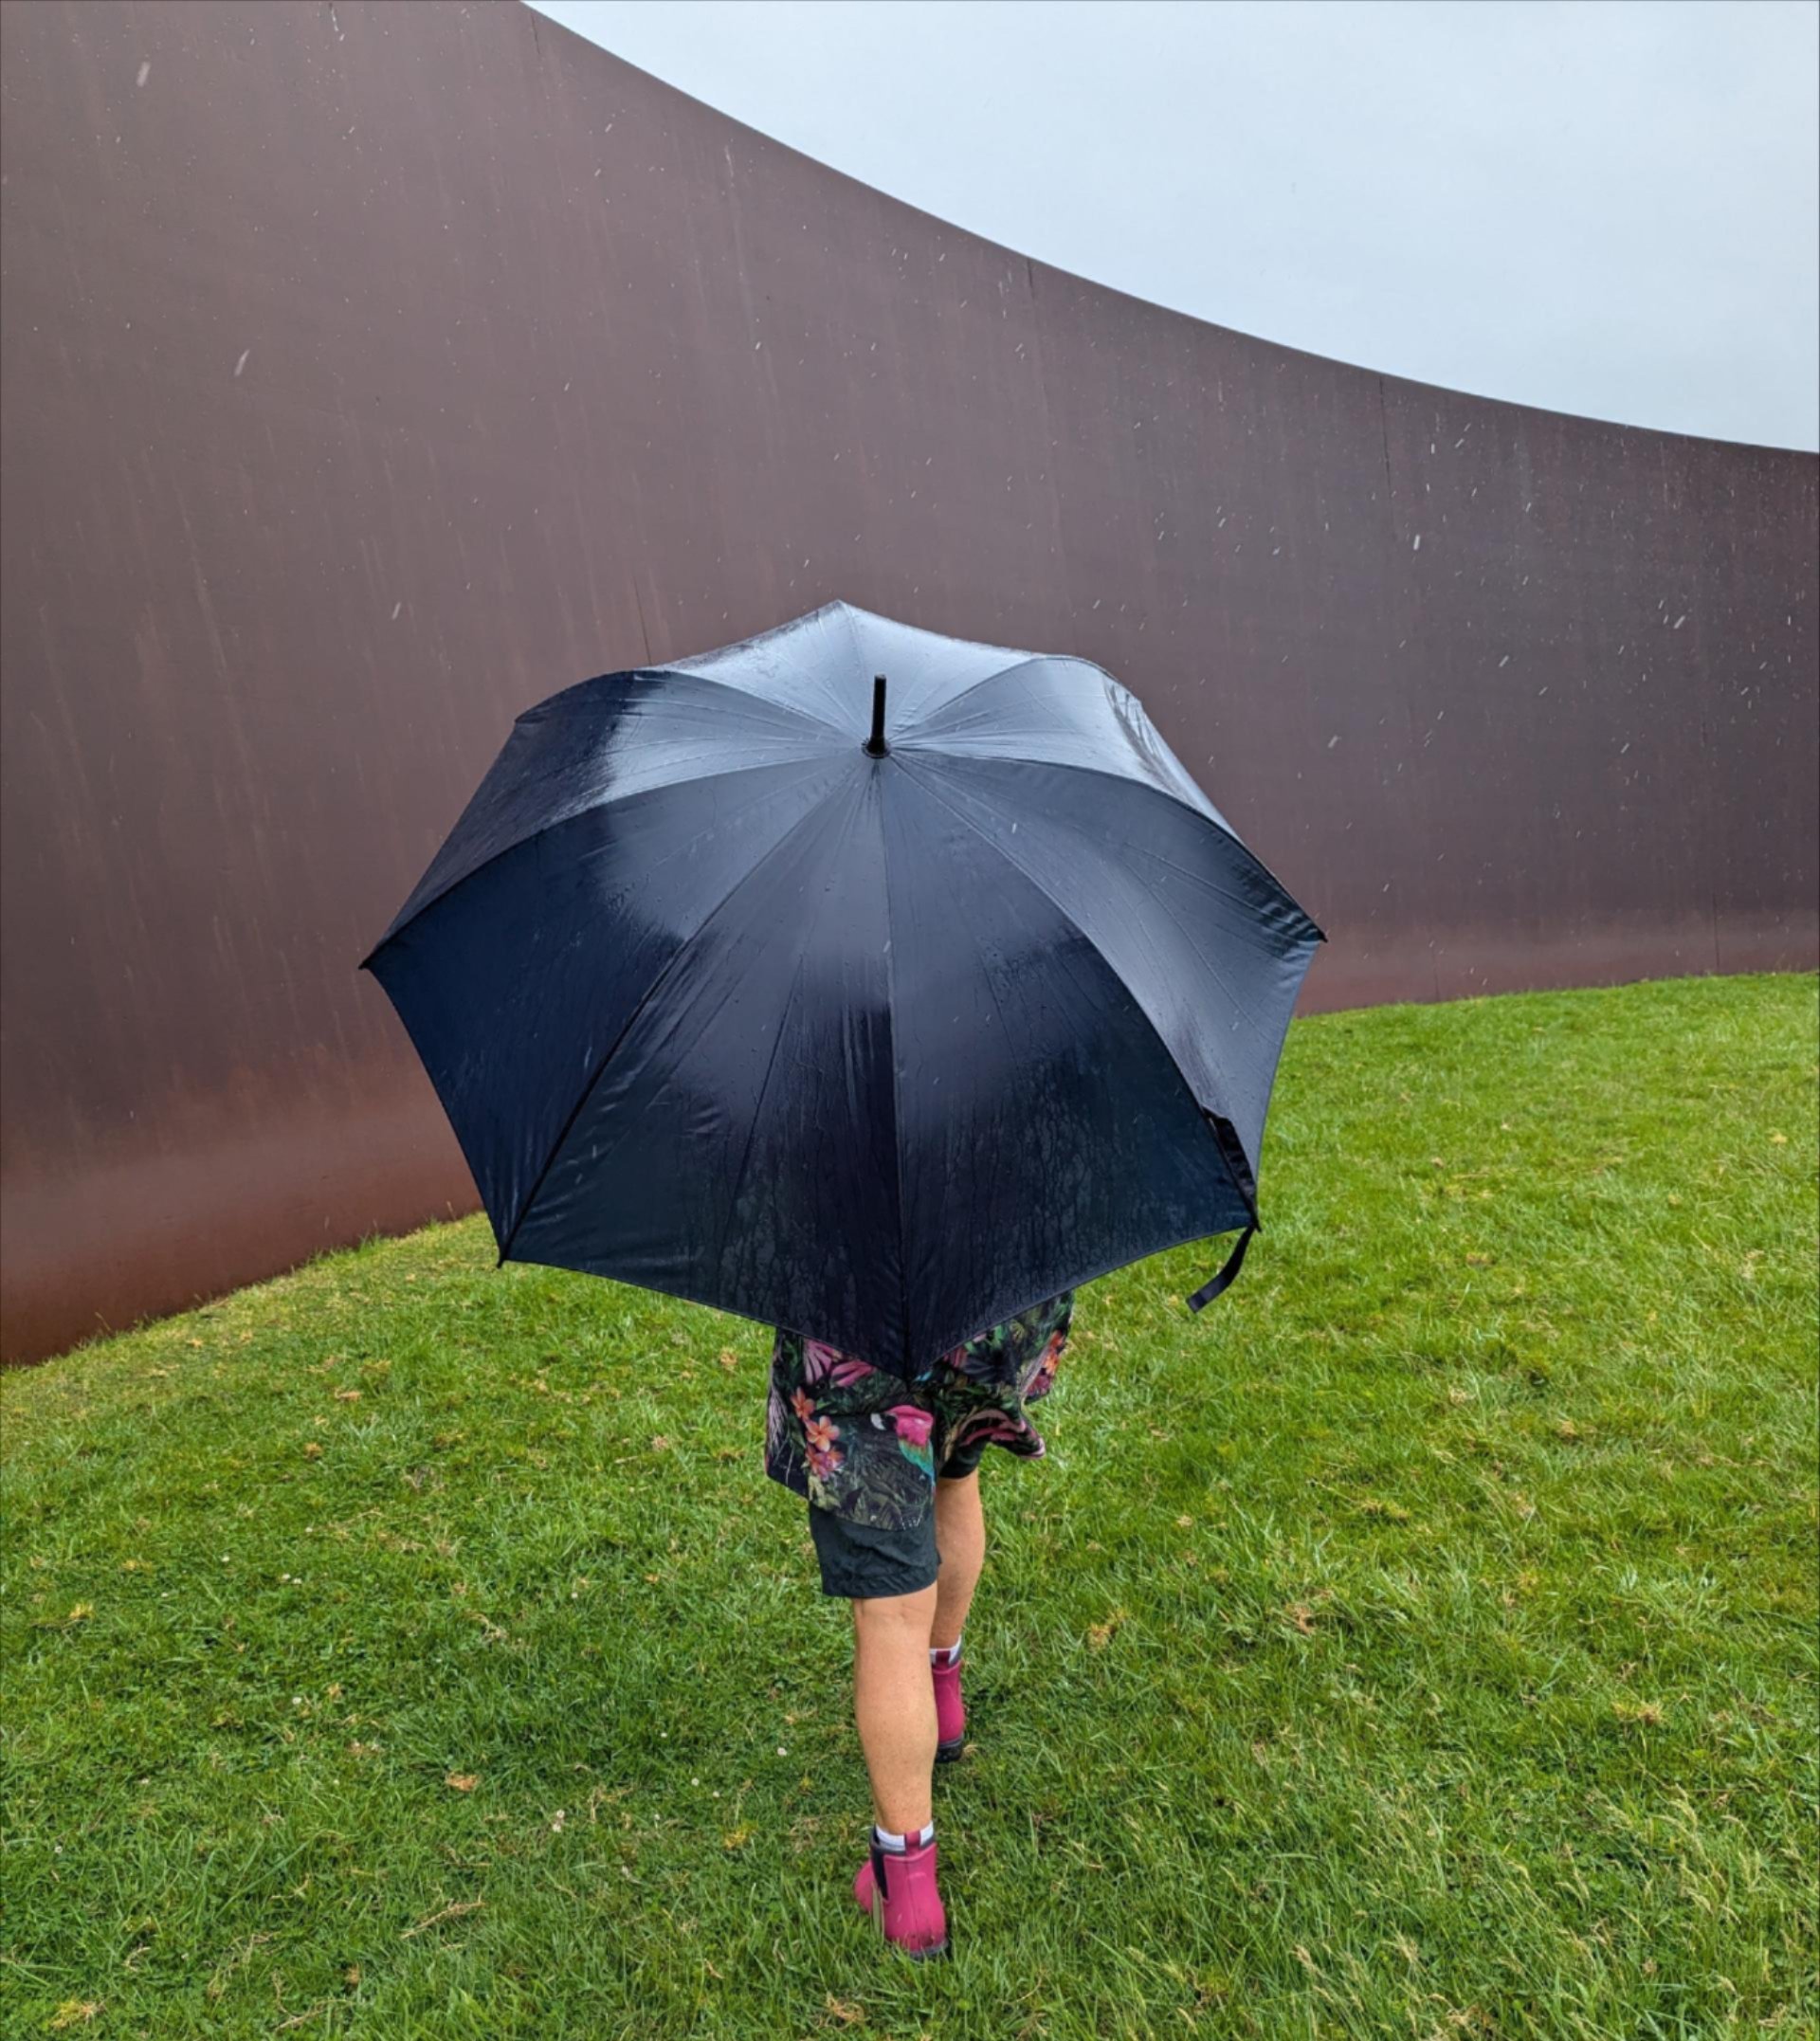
[{"x1": 362, "y1": 602, "x2": 1322, "y2": 1375}]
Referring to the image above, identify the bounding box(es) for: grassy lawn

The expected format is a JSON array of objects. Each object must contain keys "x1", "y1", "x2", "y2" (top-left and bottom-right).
[{"x1": 3, "y1": 973, "x2": 1815, "y2": 2040}]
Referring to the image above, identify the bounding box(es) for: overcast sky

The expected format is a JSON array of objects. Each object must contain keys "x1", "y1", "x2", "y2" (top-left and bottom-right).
[{"x1": 527, "y1": 0, "x2": 1820, "y2": 452}]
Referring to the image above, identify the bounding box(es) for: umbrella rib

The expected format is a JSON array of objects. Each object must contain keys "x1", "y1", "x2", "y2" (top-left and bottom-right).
[
  {"x1": 841, "y1": 593, "x2": 919, "y2": 1365},
  {"x1": 891, "y1": 651, "x2": 1046, "y2": 737},
  {"x1": 876, "y1": 769, "x2": 916, "y2": 1374},
  {"x1": 906, "y1": 754, "x2": 1313, "y2": 1128},
  {"x1": 840, "y1": 601, "x2": 867, "y2": 705},
  {"x1": 521, "y1": 660, "x2": 849, "y2": 740},
  {"x1": 889, "y1": 754, "x2": 1251, "y2": 1181},
  {"x1": 893, "y1": 652, "x2": 1161, "y2": 744},
  {"x1": 365, "y1": 754, "x2": 840, "y2": 961},
  {"x1": 494, "y1": 788, "x2": 846, "y2": 1264},
  {"x1": 914, "y1": 761, "x2": 1289, "y2": 1043},
  {"x1": 901, "y1": 652, "x2": 1160, "y2": 739},
  {"x1": 835, "y1": 601, "x2": 1044, "y2": 735},
  {"x1": 901, "y1": 745, "x2": 1323, "y2": 943},
  {"x1": 901, "y1": 657, "x2": 1269, "y2": 856},
  {"x1": 711, "y1": 951, "x2": 808, "y2": 1295},
  {"x1": 898, "y1": 655, "x2": 1228, "y2": 831},
  {"x1": 708, "y1": 782, "x2": 864, "y2": 1295},
  {"x1": 651, "y1": 666, "x2": 848, "y2": 738}
]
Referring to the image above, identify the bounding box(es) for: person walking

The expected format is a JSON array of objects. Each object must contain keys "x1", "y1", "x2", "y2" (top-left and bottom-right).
[
  {"x1": 764, "y1": 1290, "x2": 1074, "y2": 1959},
  {"x1": 365, "y1": 605, "x2": 1318, "y2": 1960}
]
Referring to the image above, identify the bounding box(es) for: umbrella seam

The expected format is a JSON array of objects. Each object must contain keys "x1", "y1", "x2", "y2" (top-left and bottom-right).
[
  {"x1": 876, "y1": 760, "x2": 917, "y2": 1374},
  {"x1": 898, "y1": 652, "x2": 1143, "y2": 739},
  {"x1": 493, "y1": 784, "x2": 852, "y2": 1264},
  {"x1": 895, "y1": 651, "x2": 1057, "y2": 732},
  {"x1": 710, "y1": 951, "x2": 810, "y2": 1303},
  {"x1": 914, "y1": 776, "x2": 1287, "y2": 1045},
  {"x1": 901, "y1": 660, "x2": 1218, "y2": 828},
  {"x1": 651, "y1": 665, "x2": 848, "y2": 738},
  {"x1": 519, "y1": 664, "x2": 847, "y2": 739},
  {"x1": 892, "y1": 652, "x2": 1050, "y2": 740},
  {"x1": 893, "y1": 652, "x2": 1101, "y2": 735},
  {"x1": 829, "y1": 599, "x2": 1037, "y2": 706},
  {"x1": 911, "y1": 668, "x2": 1293, "y2": 1030},
  {"x1": 897, "y1": 742, "x2": 1325, "y2": 947},
  {"x1": 889, "y1": 754, "x2": 1257, "y2": 1212},
  {"x1": 836, "y1": 585, "x2": 917, "y2": 1360},
  {"x1": 898, "y1": 657, "x2": 1324, "y2": 928},
  {"x1": 707, "y1": 779, "x2": 867, "y2": 1299},
  {"x1": 362, "y1": 752, "x2": 843, "y2": 963}
]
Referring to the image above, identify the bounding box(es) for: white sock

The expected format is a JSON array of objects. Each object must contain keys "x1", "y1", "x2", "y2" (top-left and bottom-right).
[
  {"x1": 874, "y1": 1821, "x2": 936, "y2": 1852},
  {"x1": 929, "y1": 1637, "x2": 962, "y2": 1668}
]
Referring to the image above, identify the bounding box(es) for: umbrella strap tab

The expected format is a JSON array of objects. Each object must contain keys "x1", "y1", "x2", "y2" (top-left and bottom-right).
[{"x1": 1187, "y1": 1224, "x2": 1256, "y2": 1313}]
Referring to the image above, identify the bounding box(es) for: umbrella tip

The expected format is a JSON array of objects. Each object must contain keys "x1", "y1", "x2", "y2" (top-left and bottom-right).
[{"x1": 864, "y1": 673, "x2": 889, "y2": 756}]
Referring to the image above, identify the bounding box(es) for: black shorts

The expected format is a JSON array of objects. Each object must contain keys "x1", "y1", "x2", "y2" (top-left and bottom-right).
[
  {"x1": 809, "y1": 1503, "x2": 938, "y2": 1598},
  {"x1": 804, "y1": 1460, "x2": 973, "y2": 1604}
]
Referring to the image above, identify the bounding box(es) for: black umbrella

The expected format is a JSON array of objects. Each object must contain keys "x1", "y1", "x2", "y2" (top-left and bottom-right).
[{"x1": 361, "y1": 602, "x2": 1322, "y2": 1375}]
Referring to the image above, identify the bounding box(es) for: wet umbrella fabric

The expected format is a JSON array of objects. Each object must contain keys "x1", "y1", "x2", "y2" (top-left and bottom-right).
[{"x1": 361, "y1": 602, "x2": 1322, "y2": 1376}]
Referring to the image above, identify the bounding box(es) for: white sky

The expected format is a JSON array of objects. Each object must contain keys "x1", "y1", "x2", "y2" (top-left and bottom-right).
[{"x1": 527, "y1": 0, "x2": 1820, "y2": 452}]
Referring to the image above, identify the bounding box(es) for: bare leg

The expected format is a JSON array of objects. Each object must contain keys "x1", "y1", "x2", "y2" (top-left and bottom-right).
[
  {"x1": 931, "y1": 1470, "x2": 985, "y2": 1650},
  {"x1": 851, "y1": 1585, "x2": 938, "y2": 1833}
]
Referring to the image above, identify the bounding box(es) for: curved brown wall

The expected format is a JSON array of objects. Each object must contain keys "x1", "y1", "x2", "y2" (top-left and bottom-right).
[{"x1": 3, "y1": 0, "x2": 1815, "y2": 1363}]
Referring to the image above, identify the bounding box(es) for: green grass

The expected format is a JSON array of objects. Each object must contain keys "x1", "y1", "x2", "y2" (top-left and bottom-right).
[{"x1": 3, "y1": 975, "x2": 1815, "y2": 2041}]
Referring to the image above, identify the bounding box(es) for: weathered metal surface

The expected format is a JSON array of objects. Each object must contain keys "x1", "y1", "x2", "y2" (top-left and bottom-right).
[{"x1": 3, "y1": 0, "x2": 1814, "y2": 1362}]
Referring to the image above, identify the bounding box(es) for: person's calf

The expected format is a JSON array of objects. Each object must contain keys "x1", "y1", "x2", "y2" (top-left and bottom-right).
[{"x1": 851, "y1": 1584, "x2": 939, "y2": 1834}]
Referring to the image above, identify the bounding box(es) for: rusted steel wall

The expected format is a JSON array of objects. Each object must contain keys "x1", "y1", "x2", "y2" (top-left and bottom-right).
[{"x1": 3, "y1": 1, "x2": 1814, "y2": 1363}]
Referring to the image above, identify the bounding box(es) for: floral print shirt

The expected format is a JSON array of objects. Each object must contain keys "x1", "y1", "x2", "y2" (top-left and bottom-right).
[{"x1": 765, "y1": 1293, "x2": 1074, "y2": 1530}]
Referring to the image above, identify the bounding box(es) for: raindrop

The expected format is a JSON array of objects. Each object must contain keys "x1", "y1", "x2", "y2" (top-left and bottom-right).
[
  {"x1": 136, "y1": 60, "x2": 150, "y2": 86},
  {"x1": 233, "y1": 349, "x2": 250, "y2": 377},
  {"x1": 1327, "y1": 735, "x2": 1340, "y2": 750},
  {"x1": 1411, "y1": 535, "x2": 1422, "y2": 552}
]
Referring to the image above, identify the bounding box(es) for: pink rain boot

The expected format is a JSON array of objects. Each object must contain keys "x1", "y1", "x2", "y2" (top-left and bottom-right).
[
  {"x1": 932, "y1": 1644, "x2": 966, "y2": 1763},
  {"x1": 853, "y1": 1829, "x2": 949, "y2": 1959}
]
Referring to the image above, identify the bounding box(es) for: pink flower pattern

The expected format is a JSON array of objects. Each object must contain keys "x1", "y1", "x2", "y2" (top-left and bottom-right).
[
  {"x1": 765, "y1": 1293, "x2": 1073, "y2": 1529},
  {"x1": 886, "y1": 1405, "x2": 935, "y2": 1449}
]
